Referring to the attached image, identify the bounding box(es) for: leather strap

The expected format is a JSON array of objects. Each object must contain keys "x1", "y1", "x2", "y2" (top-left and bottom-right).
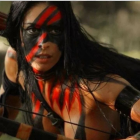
[
  {"x1": 115, "y1": 86, "x2": 140, "y2": 116},
  {"x1": 31, "y1": 72, "x2": 63, "y2": 128}
]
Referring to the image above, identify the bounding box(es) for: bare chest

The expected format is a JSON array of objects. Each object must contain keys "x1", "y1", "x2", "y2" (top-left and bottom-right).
[
  {"x1": 32, "y1": 80, "x2": 120, "y2": 140},
  {"x1": 43, "y1": 81, "x2": 83, "y2": 119}
]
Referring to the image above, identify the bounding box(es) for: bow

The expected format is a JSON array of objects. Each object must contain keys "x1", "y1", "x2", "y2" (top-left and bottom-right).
[
  {"x1": 0, "y1": 102, "x2": 118, "y2": 140},
  {"x1": 0, "y1": 116, "x2": 75, "y2": 140}
]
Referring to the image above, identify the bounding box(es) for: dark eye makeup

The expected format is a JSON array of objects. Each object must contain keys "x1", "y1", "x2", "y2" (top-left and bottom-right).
[
  {"x1": 47, "y1": 25, "x2": 63, "y2": 35},
  {"x1": 23, "y1": 26, "x2": 40, "y2": 36},
  {"x1": 22, "y1": 23, "x2": 63, "y2": 36}
]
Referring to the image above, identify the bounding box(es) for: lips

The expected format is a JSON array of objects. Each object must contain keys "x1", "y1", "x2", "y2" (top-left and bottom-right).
[
  {"x1": 35, "y1": 54, "x2": 52, "y2": 59},
  {"x1": 34, "y1": 54, "x2": 52, "y2": 63}
]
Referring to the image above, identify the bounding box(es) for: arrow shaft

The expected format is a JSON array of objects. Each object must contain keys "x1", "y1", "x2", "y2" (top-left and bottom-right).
[{"x1": 0, "y1": 116, "x2": 74, "y2": 140}]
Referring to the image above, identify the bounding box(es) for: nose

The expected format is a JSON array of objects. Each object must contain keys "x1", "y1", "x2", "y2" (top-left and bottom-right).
[
  {"x1": 39, "y1": 42, "x2": 49, "y2": 50},
  {"x1": 39, "y1": 32, "x2": 49, "y2": 50}
]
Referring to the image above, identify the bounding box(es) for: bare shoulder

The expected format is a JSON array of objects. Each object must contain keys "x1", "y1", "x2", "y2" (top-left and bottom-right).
[
  {"x1": 95, "y1": 75, "x2": 131, "y2": 105},
  {"x1": 82, "y1": 75, "x2": 131, "y2": 107},
  {"x1": 102, "y1": 74, "x2": 130, "y2": 93},
  {"x1": 5, "y1": 47, "x2": 18, "y2": 83}
]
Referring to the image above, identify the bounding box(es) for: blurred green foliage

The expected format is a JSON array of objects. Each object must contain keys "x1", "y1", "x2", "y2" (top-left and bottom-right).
[{"x1": 72, "y1": 1, "x2": 140, "y2": 58}]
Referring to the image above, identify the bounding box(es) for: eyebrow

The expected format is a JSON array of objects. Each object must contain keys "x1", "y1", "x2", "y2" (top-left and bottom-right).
[
  {"x1": 23, "y1": 20, "x2": 62, "y2": 28},
  {"x1": 22, "y1": 23, "x2": 37, "y2": 29},
  {"x1": 23, "y1": 23, "x2": 35, "y2": 25}
]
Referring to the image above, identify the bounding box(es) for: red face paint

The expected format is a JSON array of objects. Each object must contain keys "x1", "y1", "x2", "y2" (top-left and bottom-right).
[
  {"x1": 35, "y1": 6, "x2": 58, "y2": 27},
  {"x1": 25, "y1": 33, "x2": 47, "y2": 62},
  {"x1": 47, "y1": 11, "x2": 62, "y2": 25},
  {"x1": 22, "y1": 5, "x2": 63, "y2": 63}
]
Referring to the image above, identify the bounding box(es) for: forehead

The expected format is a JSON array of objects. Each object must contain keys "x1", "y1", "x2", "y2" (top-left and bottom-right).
[{"x1": 23, "y1": 2, "x2": 61, "y2": 25}]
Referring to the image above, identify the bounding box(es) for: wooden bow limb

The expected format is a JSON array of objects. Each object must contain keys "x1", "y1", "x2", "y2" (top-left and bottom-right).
[{"x1": 0, "y1": 116, "x2": 75, "y2": 140}]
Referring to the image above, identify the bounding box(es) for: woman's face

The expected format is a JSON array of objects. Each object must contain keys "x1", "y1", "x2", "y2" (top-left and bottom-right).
[{"x1": 21, "y1": 2, "x2": 63, "y2": 72}]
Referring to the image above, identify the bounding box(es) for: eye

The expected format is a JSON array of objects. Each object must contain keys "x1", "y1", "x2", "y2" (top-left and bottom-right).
[
  {"x1": 49, "y1": 28, "x2": 62, "y2": 35},
  {"x1": 26, "y1": 27, "x2": 40, "y2": 35}
]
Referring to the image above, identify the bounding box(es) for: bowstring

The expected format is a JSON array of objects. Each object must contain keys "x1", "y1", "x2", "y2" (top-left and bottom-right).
[
  {"x1": 86, "y1": 85, "x2": 123, "y2": 138},
  {"x1": 0, "y1": 102, "x2": 115, "y2": 135},
  {"x1": 61, "y1": 83, "x2": 76, "y2": 136},
  {"x1": 65, "y1": 102, "x2": 76, "y2": 135}
]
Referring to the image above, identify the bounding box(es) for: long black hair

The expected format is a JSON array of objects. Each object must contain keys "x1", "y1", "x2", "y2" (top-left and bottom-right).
[
  {"x1": 4, "y1": 1, "x2": 140, "y2": 89},
  {"x1": 2, "y1": 1, "x2": 140, "y2": 138}
]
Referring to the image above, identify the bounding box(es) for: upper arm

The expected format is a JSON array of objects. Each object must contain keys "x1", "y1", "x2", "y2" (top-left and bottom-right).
[
  {"x1": 91, "y1": 75, "x2": 130, "y2": 106},
  {"x1": 5, "y1": 46, "x2": 18, "y2": 83},
  {"x1": 79, "y1": 76, "x2": 129, "y2": 111},
  {"x1": 0, "y1": 47, "x2": 18, "y2": 95},
  {"x1": 0, "y1": 47, "x2": 21, "y2": 119},
  {"x1": 131, "y1": 99, "x2": 140, "y2": 123},
  {"x1": 0, "y1": 85, "x2": 4, "y2": 96},
  {"x1": 115, "y1": 85, "x2": 140, "y2": 123}
]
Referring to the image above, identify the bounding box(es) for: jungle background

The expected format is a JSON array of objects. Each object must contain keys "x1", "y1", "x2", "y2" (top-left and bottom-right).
[{"x1": 0, "y1": 1, "x2": 140, "y2": 140}]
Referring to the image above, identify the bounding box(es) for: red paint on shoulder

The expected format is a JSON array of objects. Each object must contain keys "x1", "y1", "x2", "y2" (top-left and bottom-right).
[
  {"x1": 47, "y1": 83, "x2": 52, "y2": 107},
  {"x1": 65, "y1": 84, "x2": 82, "y2": 115},
  {"x1": 51, "y1": 84, "x2": 61, "y2": 110},
  {"x1": 31, "y1": 92, "x2": 35, "y2": 103},
  {"x1": 47, "y1": 80, "x2": 82, "y2": 116},
  {"x1": 38, "y1": 80, "x2": 44, "y2": 93},
  {"x1": 32, "y1": 100, "x2": 41, "y2": 119},
  {"x1": 31, "y1": 92, "x2": 41, "y2": 119}
]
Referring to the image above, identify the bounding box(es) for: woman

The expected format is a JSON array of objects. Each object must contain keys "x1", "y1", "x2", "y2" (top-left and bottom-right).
[{"x1": 0, "y1": 1, "x2": 140, "y2": 140}]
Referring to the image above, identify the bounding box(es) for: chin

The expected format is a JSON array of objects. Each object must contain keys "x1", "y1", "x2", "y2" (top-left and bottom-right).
[
  {"x1": 35, "y1": 67, "x2": 50, "y2": 72},
  {"x1": 32, "y1": 64, "x2": 53, "y2": 72}
]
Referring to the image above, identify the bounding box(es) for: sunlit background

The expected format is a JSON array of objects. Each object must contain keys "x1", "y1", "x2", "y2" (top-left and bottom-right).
[
  {"x1": 72, "y1": 1, "x2": 140, "y2": 58},
  {"x1": 0, "y1": 1, "x2": 140, "y2": 140}
]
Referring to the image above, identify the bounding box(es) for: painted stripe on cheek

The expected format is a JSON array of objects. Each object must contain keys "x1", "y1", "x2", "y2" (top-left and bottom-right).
[
  {"x1": 36, "y1": 6, "x2": 57, "y2": 27},
  {"x1": 47, "y1": 11, "x2": 62, "y2": 25},
  {"x1": 25, "y1": 32, "x2": 47, "y2": 62}
]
